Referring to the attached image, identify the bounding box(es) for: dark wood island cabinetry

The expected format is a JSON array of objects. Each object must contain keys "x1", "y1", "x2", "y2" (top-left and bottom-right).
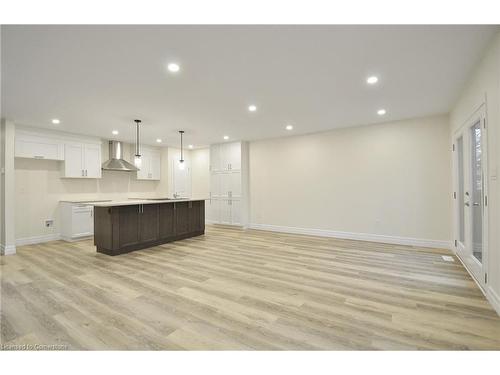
[{"x1": 93, "y1": 199, "x2": 205, "y2": 255}]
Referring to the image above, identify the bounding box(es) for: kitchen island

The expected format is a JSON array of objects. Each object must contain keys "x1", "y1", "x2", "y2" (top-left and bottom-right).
[{"x1": 92, "y1": 199, "x2": 205, "y2": 256}]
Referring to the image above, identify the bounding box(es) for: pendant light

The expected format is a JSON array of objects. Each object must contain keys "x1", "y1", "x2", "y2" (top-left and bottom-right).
[
  {"x1": 133, "y1": 119, "x2": 142, "y2": 169},
  {"x1": 178, "y1": 130, "x2": 185, "y2": 170}
]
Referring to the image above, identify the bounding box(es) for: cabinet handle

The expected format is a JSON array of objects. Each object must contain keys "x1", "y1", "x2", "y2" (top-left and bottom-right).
[
  {"x1": 85, "y1": 170, "x2": 88, "y2": 177},
  {"x1": 81, "y1": 170, "x2": 84, "y2": 177}
]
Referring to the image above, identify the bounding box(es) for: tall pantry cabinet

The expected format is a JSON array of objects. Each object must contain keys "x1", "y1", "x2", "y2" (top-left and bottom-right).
[{"x1": 207, "y1": 141, "x2": 249, "y2": 227}]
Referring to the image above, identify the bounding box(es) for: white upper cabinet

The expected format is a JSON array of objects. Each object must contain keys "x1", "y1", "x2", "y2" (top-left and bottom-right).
[
  {"x1": 225, "y1": 142, "x2": 241, "y2": 171},
  {"x1": 62, "y1": 142, "x2": 102, "y2": 178},
  {"x1": 15, "y1": 133, "x2": 64, "y2": 160},
  {"x1": 209, "y1": 144, "x2": 221, "y2": 172},
  {"x1": 209, "y1": 142, "x2": 241, "y2": 172},
  {"x1": 83, "y1": 144, "x2": 101, "y2": 178},
  {"x1": 136, "y1": 149, "x2": 161, "y2": 180}
]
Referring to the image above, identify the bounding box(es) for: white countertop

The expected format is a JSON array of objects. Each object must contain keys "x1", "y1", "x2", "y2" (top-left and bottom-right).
[
  {"x1": 91, "y1": 198, "x2": 207, "y2": 207},
  {"x1": 60, "y1": 199, "x2": 113, "y2": 204}
]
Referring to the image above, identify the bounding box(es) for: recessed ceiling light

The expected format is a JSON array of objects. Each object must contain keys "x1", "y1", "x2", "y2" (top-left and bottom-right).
[
  {"x1": 377, "y1": 109, "x2": 386, "y2": 116},
  {"x1": 367, "y1": 76, "x2": 379, "y2": 85},
  {"x1": 248, "y1": 105, "x2": 257, "y2": 112},
  {"x1": 188, "y1": 144, "x2": 194, "y2": 149},
  {"x1": 51, "y1": 119, "x2": 60, "y2": 124},
  {"x1": 223, "y1": 135, "x2": 229, "y2": 140},
  {"x1": 285, "y1": 124, "x2": 293, "y2": 131},
  {"x1": 156, "y1": 138, "x2": 162, "y2": 143},
  {"x1": 167, "y1": 63, "x2": 180, "y2": 73},
  {"x1": 112, "y1": 130, "x2": 119, "y2": 135}
]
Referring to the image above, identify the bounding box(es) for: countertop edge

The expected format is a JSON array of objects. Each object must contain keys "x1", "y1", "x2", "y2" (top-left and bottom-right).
[{"x1": 91, "y1": 198, "x2": 207, "y2": 207}]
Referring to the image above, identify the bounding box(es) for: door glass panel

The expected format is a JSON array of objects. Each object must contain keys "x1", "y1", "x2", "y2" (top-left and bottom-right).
[
  {"x1": 470, "y1": 121, "x2": 483, "y2": 263},
  {"x1": 457, "y1": 136, "x2": 465, "y2": 244}
]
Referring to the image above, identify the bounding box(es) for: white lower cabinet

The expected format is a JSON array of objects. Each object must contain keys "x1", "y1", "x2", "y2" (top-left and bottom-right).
[
  {"x1": 206, "y1": 198, "x2": 241, "y2": 225},
  {"x1": 60, "y1": 203, "x2": 94, "y2": 241}
]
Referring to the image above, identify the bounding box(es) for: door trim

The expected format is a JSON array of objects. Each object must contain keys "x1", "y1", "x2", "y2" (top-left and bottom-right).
[{"x1": 451, "y1": 103, "x2": 489, "y2": 288}]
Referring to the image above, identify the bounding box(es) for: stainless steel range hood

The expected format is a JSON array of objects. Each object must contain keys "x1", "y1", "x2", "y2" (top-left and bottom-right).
[{"x1": 101, "y1": 141, "x2": 139, "y2": 172}]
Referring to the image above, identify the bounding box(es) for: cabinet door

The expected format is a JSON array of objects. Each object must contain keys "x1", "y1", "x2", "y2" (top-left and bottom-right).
[
  {"x1": 64, "y1": 143, "x2": 84, "y2": 177},
  {"x1": 206, "y1": 198, "x2": 219, "y2": 223},
  {"x1": 228, "y1": 171, "x2": 241, "y2": 198},
  {"x1": 226, "y1": 142, "x2": 241, "y2": 171},
  {"x1": 118, "y1": 205, "x2": 141, "y2": 248},
  {"x1": 189, "y1": 201, "x2": 203, "y2": 232},
  {"x1": 210, "y1": 173, "x2": 221, "y2": 198},
  {"x1": 175, "y1": 202, "x2": 190, "y2": 236},
  {"x1": 84, "y1": 144, "x2": 102, "y2": 178},
  {"x1": 72, "y1": 206, "x2": 93, "y2": 237},
  {"x1": 210, "y1": 144, "x2": 221, "y2": 172},
  {"x1": 159, "y1": 203, "x2": 175, "y2": 239},
  {"x1": 140, "y1": 204, "x2": 159, "y2": 243},
  {"x1": 150, "y1": 151, "x2": 161, "y2": 180},
  {"x1": 136, "y1": 152, "x2": 151, "y2": 180},
  {"x1": 219, "y1": 199, "x2": 232, "y2": 224},
  {"x1": 230, "y1": 199, "x2": 242, "y2": 225},
  {"x1": 219, "y1": 172, "x2": 231, "y2": 198},
  {"x1": 15, "y1": 136, "x2": 64, "y2": 160},
  {"x1": 219, "y1": 143, "x2": 230, "y2": 171}
]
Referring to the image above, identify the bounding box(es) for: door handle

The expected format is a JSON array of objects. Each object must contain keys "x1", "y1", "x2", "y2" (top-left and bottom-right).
[
  {"x1": 473, "y1": 202, "x2": 480, "y2": 206},
  {"x1": 465, "y1": 202, "x2": 470, "y2": 207}
]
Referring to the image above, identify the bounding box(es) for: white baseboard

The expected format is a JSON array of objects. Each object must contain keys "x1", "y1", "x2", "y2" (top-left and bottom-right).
[
  {"x1": 487, "y1": 287, "x2": 500, "y2": 316},
  {"x1": 0, "y1": 244, "x2": 16, "y2": 255},
  {"x1": 248, "y1": 223, "x2": 452, "y2": 249},
  {"x1": 16, "y1": 233, "x2": 62, "y2": 246}
]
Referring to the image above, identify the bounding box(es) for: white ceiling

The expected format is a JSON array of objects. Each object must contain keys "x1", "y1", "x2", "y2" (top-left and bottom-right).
[{"x1": 1, "y1": 25, "x2": 498, "y2": 148}]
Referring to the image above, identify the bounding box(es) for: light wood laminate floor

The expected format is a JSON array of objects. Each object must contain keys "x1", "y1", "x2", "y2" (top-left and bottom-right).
[{"x1": 1, "y1": 225, "x2": 500, "y2": 350}]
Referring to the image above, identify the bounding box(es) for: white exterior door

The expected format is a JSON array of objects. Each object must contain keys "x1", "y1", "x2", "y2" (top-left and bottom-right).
[{"x1": 453, "y1": 105, "x2": 488, "y2": 288}]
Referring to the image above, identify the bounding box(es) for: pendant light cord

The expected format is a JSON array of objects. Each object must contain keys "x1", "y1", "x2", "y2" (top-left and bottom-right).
[
  {"x1": 179, "y1": 130, "x2": 185, "y2": 162},
  {"x1": 134, "y1": 119, "x2": 141, "y2": 157}
]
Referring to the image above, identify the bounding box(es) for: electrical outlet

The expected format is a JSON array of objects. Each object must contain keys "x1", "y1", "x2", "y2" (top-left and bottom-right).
[
  {"x1": 442, "y1": 255, "x2": 455, "y2": 262},
  {"x1": 45, "y1": 219, "x2": 54, "y2": 228}
]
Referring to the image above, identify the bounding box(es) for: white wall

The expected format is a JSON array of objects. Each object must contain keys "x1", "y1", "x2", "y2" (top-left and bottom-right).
[
  {"x1": 191, "y1": 148, "x2": 210, "y2": 199},
  {"x1": 450, "y1": 31, "x2": 500, "y2": 311},
  {"x1": 14, "y1": 140, "x2": 169, "y2": 241},
  {"x1": 1, "y1": 119, "x2": 16, "y2": 254},
  {"x1": 0, "y1": 121, "x2": 4, "y2": 249},
  {"x1": 249, "y1": 114, "x2": 451, "y2": 246}
]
